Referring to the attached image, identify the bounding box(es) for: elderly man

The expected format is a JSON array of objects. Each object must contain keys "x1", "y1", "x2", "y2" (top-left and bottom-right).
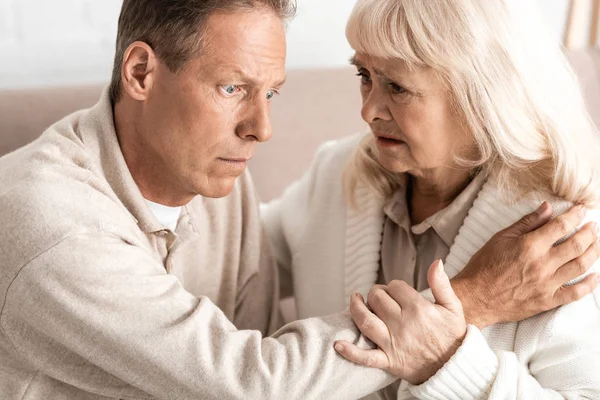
[{"x1": 0, "y1": 0, "x2": 597, "y2": 399}]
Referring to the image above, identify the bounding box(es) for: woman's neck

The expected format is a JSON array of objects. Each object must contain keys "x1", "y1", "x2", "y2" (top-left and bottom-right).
[{"x1": 408, "y1": 168, "x2": 473, "y2": 225}]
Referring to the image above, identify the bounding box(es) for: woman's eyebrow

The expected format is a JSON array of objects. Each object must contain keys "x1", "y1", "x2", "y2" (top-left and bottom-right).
[{"x1": 349, "y1": 55, "x2": 363, "y2": 68}]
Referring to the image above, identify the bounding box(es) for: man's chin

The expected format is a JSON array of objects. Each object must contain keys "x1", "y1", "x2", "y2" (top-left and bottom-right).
[{"x1": 195, "y1": 176, "x2": 238, "y2": 199}]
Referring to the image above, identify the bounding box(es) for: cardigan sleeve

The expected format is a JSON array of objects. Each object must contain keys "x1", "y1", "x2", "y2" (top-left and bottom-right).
[
  {"x1": 407, "y1": 210, "x2": 600, "y2": 400},
  {"x1": 408, "y1": 287, "x2": 600, "y2": 400}
]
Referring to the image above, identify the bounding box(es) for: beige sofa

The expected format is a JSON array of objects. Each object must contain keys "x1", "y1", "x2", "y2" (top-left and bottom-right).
[{"x1": 1, "y1": 51, "x2": 599, "y2": 201}]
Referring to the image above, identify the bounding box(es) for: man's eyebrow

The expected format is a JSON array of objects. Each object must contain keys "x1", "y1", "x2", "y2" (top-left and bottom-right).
[
  {"x1": 228, "y1": 68, "x2": 257, "y2": 84},
  {"x1": 221, "y1": 67, "x2": 286, "y2": 88},
  {"x1": 274, "y1": 76, "x2": 287, "y2": 88}
]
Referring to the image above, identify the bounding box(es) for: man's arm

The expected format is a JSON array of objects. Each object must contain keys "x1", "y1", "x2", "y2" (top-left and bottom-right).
[
  {"x1": 2, "y1": 232, "x2": 394, "y2": 400},
  {"x1": 452, "y1": 202, "x2": 600, "y2": 328}
]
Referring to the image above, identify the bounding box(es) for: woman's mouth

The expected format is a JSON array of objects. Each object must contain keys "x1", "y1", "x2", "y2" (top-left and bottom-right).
[{"x1": 375, "y1": 136, "x2": 406, "y2": 148}]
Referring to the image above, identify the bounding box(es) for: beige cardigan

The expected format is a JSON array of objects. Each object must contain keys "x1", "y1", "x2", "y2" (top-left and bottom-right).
[
  {"x1": 0, "y1": 90, "x2": 394, "y2": 399},
  {"x1": 262, "y1": 134, "x2": 600, "y2": 399}
]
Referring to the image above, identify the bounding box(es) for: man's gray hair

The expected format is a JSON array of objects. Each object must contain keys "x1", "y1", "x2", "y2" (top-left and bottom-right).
[{"x1": 109, "y1": 0, "x2": 296, "y2": 104}]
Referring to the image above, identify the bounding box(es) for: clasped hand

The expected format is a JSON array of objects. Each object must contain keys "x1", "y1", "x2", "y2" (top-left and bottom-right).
[{"x1": 334, "y1": 260, "x2": 465, "y2": 385}]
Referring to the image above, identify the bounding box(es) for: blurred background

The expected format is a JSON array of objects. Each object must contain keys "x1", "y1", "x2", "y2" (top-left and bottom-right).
[
  {"x1": 0, "y1": 0, "x2": 587, "y2": 89},
  {"x1": 1, "y1": 0, "x2": 598, "y2": 201}
]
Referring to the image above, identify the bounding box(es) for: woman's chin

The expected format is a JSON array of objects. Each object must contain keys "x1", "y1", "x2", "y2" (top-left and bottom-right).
[{"x1": 378, "y1": 155, "x2": 411, "y2": 174}]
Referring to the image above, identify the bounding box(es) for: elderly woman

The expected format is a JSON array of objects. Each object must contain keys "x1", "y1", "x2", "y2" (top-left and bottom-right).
[{"x1": 263, "y1": 0, "x2": 600, "y2": 398}]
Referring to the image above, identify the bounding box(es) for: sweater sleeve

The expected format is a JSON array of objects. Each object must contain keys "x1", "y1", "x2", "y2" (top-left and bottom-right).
[
  {"x1": 1, "y1": 233, "x2": 395, "y2": 400},
  {"x1": 407, "y1": 281, "x2": 600, "y2": 399}
]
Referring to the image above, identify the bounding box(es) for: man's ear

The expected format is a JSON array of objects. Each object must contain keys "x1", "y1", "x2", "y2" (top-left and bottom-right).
[{"x1": 121, "y1": 41, "x2": 158, "y2": 101}]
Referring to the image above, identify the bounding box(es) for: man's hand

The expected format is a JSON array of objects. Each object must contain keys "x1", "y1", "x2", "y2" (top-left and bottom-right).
[
  {"x1": 334, "y1": 261, "x2": 465, "y2": 384},
  {"x1": 453, "y1": 202, "x2": 600, "y2": 329}
]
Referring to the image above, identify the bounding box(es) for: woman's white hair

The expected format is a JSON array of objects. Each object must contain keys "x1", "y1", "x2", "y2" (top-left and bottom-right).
[{"x1": 344, "y1": 0, "x2": 600, "y2": 206}]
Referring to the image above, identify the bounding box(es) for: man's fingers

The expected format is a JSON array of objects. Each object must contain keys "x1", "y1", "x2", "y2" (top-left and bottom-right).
[
  {"x1": 334, "y1": 341, "x2": 389, "y2": 369},
  {"x1": 349, "y1": 293, "x2": 389, "y2": 348},
  {"x1": 553, "y1": 229, "x2": 600, "y2": 284},
  {"x1": 428, "y1": 260, "x2": 463, "y2": 316},
  {"x1": 499, "y1": 201, "x2": 553, "y2": 237},
  {"x1": 548, "y1": 222, "x2": 599, "y2": 275},
  {"x1": 553, "y1": 273, "x2": 600, "y2": 307},
  {"x1": 530, "y1": 204, "x2": 586, "y2": 248}
]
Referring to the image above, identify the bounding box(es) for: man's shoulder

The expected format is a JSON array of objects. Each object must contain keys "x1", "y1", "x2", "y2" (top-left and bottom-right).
[{"x1": 0, "y1": 132, "x2": 140, "y2": 277}]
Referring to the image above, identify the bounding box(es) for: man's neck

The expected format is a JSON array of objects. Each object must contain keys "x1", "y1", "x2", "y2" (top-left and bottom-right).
[{"x1": 113, "y1": 101, "x2": 194, "y2": 207}]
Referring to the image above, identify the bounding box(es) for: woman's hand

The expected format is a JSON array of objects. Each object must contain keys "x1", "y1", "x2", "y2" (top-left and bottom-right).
[
  {"x1": 453, "y1": 202, "x2": 600, "y2": 329},
  {"x1": 334, "y1": 260, "x2": 466, "y2": 385}
]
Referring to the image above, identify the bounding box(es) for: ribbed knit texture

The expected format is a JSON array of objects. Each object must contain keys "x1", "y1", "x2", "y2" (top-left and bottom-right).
[
  {"x1": 344, "y1": 185, "x2": 385, "y2": 304},
  {"x1": 443, "y1": 185, "x2": 572, "y2": 280},
  {"x1": 409, "y1": 326, "x2": 499, "y2": 400}
]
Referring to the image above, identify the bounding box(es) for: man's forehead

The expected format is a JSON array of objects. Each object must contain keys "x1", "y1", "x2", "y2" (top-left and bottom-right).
[{"x1": 211, "y1": 62, "x2": 286, "y2": 86}]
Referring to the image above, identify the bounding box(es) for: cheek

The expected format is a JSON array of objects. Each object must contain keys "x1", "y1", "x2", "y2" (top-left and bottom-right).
[{"x1": 394, "y1": 112, "x2": 458, "y2": 167}]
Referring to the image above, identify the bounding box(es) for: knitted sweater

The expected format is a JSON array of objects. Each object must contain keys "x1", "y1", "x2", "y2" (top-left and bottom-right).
[{"x1": 262, "y1": 134, "x2": 600, "y2": 399}]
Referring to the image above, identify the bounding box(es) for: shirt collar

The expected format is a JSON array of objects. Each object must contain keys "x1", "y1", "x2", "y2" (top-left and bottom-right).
[
  {"x1": 76, "y1": 87, "x2": 170, "y2": 234},
  {"x1": 383, "y1": 172, "x2": 487, "y2": 247}
]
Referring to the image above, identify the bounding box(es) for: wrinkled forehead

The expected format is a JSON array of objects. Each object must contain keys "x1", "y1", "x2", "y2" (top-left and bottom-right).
[{"x1": 192, "y1": 9, "x2": 287, "y2": 84}]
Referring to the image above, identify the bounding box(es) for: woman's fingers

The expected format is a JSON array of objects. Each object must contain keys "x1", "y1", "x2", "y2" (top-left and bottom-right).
[
  {"x1": 367, "y1": 285, "x2": 402, "y2": 322},
  {"x1": 428, "y1": 260, "x2": 464, "y2": 316},
  {"x1": 349, "y1": 292, "x2": 390, "y2": 349},
  {"x1": 385, "y1": 280, "x2": 424, "y2": 312},
  {"x1": 334, "y1": 340, "x2": 389, "y2": 369}
]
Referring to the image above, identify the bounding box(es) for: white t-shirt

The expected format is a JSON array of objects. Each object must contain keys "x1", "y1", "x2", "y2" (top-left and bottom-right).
[{"x1": 145, "y1": 200, "x2": 182, "y2": 232}]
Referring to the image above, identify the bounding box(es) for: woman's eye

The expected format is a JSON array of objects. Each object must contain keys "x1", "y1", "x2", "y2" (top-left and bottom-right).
[
  {"x1": 266, "y1": 90, "x2": 277, "y2": 100},
  {"x1": 356, "y1": 72, "x2": 371, "y2": 85},
  {"x1": 222, "y1": 85, "x2": 240, "y2": 95},
  {"x1": 389, "y1": 82, "x2": 407, "y2": 95}
]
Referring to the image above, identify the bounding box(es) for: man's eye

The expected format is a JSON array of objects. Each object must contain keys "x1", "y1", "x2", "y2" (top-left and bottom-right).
[
  {"x1": 266, "y1": 90, "x2": 278, "y2": 100},
  {"x1": 221, "y1": 85, "x2": 240, "y2": 95}
]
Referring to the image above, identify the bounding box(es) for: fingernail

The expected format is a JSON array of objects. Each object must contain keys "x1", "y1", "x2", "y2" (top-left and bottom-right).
[
  {"x1": 335, "y1": 343, "x2": 344, "y2": 352},
  {"x1": 437, "y1": 260, "x2": 445, "y2": 277},
  {"x1": 579, "y1": 205, "x2": 587, "y2": 219},
  {"x1": 536, "y1": 202, "x2": 548, "y2": 215},
  {"x1": 596, "y1": 275, "x2": 600, "y2": 285},
  {"x1": 595, "y1": 222, "x2": 600, "y2": 236}
]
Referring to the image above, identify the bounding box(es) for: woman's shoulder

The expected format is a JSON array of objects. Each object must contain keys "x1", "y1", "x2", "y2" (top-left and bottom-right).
[{"x1": 311, "y1": 132, "x2": 367, "y2": 171}]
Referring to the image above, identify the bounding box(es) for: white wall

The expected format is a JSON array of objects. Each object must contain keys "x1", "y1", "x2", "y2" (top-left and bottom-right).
[{"x1": 0, "y1": 0, "x2": 576, "y2": 89}]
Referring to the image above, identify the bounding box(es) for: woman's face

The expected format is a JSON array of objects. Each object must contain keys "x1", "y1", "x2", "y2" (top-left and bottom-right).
[{"x1": 351, "y1": 53, "x2": 474, "y2": 179}]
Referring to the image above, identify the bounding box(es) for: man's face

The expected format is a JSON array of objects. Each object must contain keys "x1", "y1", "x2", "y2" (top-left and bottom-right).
[{"x1": 141, "y1": 9, "x2": 287, "y2": 199}]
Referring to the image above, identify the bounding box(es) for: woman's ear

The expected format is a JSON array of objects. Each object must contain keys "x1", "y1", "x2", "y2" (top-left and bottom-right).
[{"x1": 120, "y1": 41, "x2": 158, "y2": 101}]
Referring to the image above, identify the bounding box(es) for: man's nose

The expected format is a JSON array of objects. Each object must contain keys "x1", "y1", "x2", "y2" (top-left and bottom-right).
[{"x1": 237, "y1": 100, "x2": 272, "y2": 143}]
